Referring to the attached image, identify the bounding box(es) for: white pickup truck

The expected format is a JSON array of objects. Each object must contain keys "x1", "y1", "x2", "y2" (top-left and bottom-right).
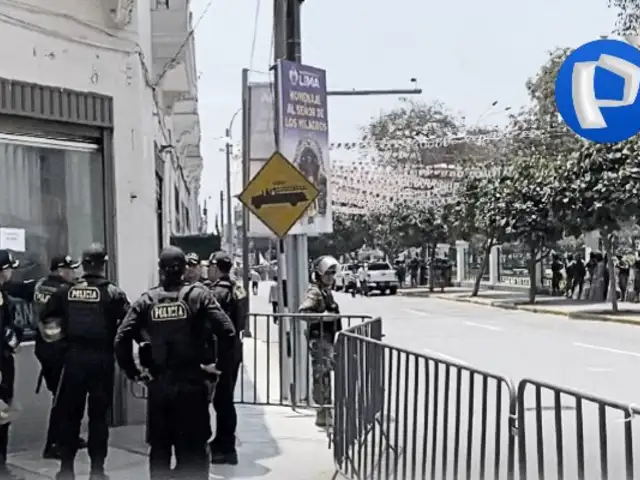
[{"x1": 365, "y1": 261, "x2": 398, "y2": 295}]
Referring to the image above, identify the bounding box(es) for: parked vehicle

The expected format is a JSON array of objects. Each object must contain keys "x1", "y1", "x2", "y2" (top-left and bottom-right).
[
  {"x1": 365, "y1": 261, "x2": 398, "y2": 295},
  {"x1": 335, "y1": 263, "x2": 359, "y2": 292}
]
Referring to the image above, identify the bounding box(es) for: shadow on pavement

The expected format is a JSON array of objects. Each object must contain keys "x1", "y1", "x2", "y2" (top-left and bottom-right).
[
  {"x1": 9, "y1": 344, "x2": 53, "y2": 454},
  {"x1": 112, "y1": 361, "x2": 282, "y2": 478}
]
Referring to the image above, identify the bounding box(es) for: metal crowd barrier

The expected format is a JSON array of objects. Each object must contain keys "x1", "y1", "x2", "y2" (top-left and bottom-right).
[
  {"x1": 128, "y1": 313, "x2": 371, "y2": 410},
  {"x1": 333, "y1": 325, "x2": 517, "y2": 480},
  {"x1": 333, "y1": 321, "x2": 640, "y2": 480},
  {"x1": 517, "y1": 379, "x2": 640, "y2": 480}
]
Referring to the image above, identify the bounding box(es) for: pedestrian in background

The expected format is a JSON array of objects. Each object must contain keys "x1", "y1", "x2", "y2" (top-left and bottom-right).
[
  {"x1": 250, "y1": 269, "x2": 260, "y2": 295},
  {"x1": 269, "y1": 276, "x2": 279, "y2": 314}
]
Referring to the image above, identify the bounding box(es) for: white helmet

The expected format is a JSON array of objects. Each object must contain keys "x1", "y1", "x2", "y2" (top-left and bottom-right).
[{"x1": 314, "y1": 255, "x2": 339, "y2": 275}]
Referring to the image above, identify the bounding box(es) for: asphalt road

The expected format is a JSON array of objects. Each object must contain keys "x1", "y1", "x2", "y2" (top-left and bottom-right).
[{"x1": 330, "y1": 289, "x2": 640, "y2": 479}]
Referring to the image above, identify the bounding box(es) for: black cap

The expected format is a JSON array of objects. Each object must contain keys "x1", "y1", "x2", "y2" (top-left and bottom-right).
[
  {"x1": 185, "y1": 252, "x2": 200, "y2": 266},
  {"x1": 50, "y1": 255, "x2": 80, "y2": 271},
  {"x1": 0, "y1": 250, "x2": 19, "y2": 271},
  {"x1": 209, "y1": 251, "x2": 233, "y2": 269},
  {"x1": 81, "y1": 243, "x2": 108, "y2": 265},
  {"x1": 159, "y1": 246, "x2": 186, "y2": 271}
]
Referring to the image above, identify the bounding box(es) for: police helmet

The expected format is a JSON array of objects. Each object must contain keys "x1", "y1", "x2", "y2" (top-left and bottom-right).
[
  {"x1": 209, "y1": 251, "x2": 233, "y2": 271},
  {"x1": 159, "y1": 246, "x2": 187, "y2": 274},
  {"x1": 82, "y1": 243, "x2": 108, "y2": 266},
  {"x1": 185, "y1": 252, "x2": 200, "y2": 267},
  {"x1": 314, "y1": 255, "x2": 339, "y2": 275}
]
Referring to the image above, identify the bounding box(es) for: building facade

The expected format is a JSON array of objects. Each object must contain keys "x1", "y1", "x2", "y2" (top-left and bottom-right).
[{"x1": 0, "y1": 0, "x2": 204, "y2": 318}]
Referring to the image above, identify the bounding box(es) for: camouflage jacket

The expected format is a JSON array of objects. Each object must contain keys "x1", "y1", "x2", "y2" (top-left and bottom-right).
[{"x1": 299, "y1": 283, "x2": 341, "y2": 338}]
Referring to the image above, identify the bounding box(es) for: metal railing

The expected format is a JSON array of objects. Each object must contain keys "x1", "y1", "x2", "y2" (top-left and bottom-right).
[
  {"x1": 128, "y1": 312, "x2": 371, "y2": 409},
  {"x1": 517, "y1": 379, "x2": 640, "y2": 480},
  {"x1": 334, "y1": 326, "x2": 517, "y2": 480},
  {"x1": 333, "y1": 321, "x2": 640, "y2": 480}
]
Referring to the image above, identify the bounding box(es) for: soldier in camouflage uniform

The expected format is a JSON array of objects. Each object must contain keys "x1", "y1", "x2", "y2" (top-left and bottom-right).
[{"x1": 299, "y1": 255, "x2": 342, "y2": 428}]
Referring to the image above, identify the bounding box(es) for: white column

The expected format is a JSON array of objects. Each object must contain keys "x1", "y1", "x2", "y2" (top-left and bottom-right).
[
  {"x1": 489, "y1": 245, "x2": 500, "y2": 286},
  {"x1": 456, "y1": 240, "x2": 468, "y2": 283}
]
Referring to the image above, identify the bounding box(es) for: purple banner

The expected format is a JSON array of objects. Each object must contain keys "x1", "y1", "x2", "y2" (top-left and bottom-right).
[{"x1": 277, "y1": 60, "x2": 332, "y2": 235}]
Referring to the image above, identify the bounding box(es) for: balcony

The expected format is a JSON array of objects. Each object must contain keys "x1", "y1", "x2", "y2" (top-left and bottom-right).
[
  {"x1": 151, "y1": 0, "x2": 198, "y2": 110},
  {"x1": 183, "y1": 144, "x2": 203, "y2": 191}
]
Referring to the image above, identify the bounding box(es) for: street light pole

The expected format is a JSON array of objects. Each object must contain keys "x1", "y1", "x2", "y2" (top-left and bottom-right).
[{"x1": 225, "y1": 108, "x2": 242, "y2": 252}]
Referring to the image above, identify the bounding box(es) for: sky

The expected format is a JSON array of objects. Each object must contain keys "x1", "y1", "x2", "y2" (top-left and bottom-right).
[{"x1": 191, "y1": 0, "x2": 618, "y2": 229}]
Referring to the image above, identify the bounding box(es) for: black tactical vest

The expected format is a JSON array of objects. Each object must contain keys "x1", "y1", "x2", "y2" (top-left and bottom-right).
[
  {"x1": 33, "y1": 276, "x2": 64, "y2": 321},
  {"x1": 146, "y1": 284, "x2": 204, "y2": 374},
  {"x1": 213, "y1": 279, "x2": 239, "y2": 328},
  {"x1": 65, "y1": 278, "x2": 112, "y2": 348}
]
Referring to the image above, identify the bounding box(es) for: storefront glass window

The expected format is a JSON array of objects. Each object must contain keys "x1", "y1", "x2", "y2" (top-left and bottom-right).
[{"x1": 0, "y1": 138, "x2": 105, "y2": 336}]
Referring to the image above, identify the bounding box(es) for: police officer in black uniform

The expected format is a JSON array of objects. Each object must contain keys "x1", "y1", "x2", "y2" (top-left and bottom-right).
[
  {"x1": 33, "y1": 255, "x2": 89, "y2": 459},
  {"x1": 207, "y1": 251, "x2": 246, "y2": 465},
  {"x1": 0, "y1": 250, "x2": 24, "y2": 479},
  {"x1": 42, "y1": 244, "x2": 130, "y2": 480},
  {"x1": 184, "y1": 253, "x2": 209, "y2": 285},
  {"x1": 114, "y1": 246, "x2": 236, "y2": 480}
]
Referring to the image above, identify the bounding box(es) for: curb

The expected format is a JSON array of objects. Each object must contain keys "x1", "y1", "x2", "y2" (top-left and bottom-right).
[{"x1": 429, "y1": 294, "x2": 640, "y2": 326}]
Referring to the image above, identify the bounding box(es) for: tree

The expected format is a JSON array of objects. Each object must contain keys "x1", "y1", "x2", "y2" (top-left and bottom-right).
[
  {"x1": 307, "y1": 212, "x2": 372, "y2": 259},
  {"x1": 609, "y1": 0, "x2": 640, "y2": 37},
  {"x1": 501, "y1": 158, "x2": 564, "y2": 303},
  {"x1": 451, "y1": 174, "x2": 511, "y2": 296},
  {"x1": 555, "y1": 140, "x2": 640, "y2": 312},
  {"x1": 388, "y1": 200, "x2": 453, "y2": 290},
  {"x1": 362, "y1": 99, "x2": 464, "y2": 167}
]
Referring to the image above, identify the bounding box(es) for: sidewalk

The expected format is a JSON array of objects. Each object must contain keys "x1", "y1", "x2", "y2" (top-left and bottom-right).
[
  {"x1": 8, "y1": 404, "x2": 335, "y2": 479},
  {"x1": 401, "y1": 287, "x2": 640, "y2": 325}
]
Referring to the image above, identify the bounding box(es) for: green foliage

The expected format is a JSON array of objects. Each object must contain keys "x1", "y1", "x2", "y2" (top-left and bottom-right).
[
  {"x1": 554, "y1": 140, "x2": 640, "y2": 236},
  {"x1": 307, "y1": 212, "x2": 372, "y2": 259},
  {"x1": 502, "y1": 157, "x2": 564, "y2": 253},
  {"x1": 451, "y1": 174, "x2": 511, "y2": 247},
  {"x1": 609, "y1": 0, "x2": 640, "y2": 36},
  {"x1": 362, "y1": 99, "x2": 465, "y2": 166}
]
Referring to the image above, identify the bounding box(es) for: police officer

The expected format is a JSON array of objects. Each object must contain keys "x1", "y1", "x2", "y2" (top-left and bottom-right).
[
  {"x1": 185, "y1": 253, "x2": 210, "y2": 285},
  {"x1": 42, "y1": 244, "x2": 130, "y2": 480},
  {"x1": 207, "y1": 251, "x2": 247, "y2": 465},
  {"x1": 0, "y1": 250, "x2": 24, "y2": 479},
  {"x1": 299, "y1": 255, "x2": 342, "y2": 428},
  {"x1": 114, "y1": 246, "x2": 236, "y2": 480},
  {"x1": 33, "y1": 255, "x2": 87, "y2": 459}
]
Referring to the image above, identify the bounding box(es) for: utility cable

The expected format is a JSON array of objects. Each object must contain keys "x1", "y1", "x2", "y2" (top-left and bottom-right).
[{"x1": 248, "y1": 0, "x2": 262, "y2": 81}]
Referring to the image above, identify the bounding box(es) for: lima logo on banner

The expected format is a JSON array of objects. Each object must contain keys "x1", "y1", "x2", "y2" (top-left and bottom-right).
[
  {"x1": 288, "y1": 66, "x2": 321, "y2": 88},
  {"x1": 555, "y1": 39, "x2": 640, "y2": 143}
]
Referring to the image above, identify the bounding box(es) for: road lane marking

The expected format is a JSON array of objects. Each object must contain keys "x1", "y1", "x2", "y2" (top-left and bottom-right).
[
  {"x1": 464, "y1": 321, "x2": 502, "y2": 331},
  {"x1": 422, "y1": 348, "x2": 469, "y2": 365},
  {"x1": 405, "y1": 309, "x2": 429, "y2": 316},
  {"x1": 574, "y1": 342, "x2": 640, "y2": 358}
]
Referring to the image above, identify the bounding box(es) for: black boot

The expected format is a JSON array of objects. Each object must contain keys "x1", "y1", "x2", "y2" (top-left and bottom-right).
[
  {"x1": 42, "y1": 443, "x2": 60, "y2": 459},
  {"x1": 209, "y1": 441, "x2": 238, "y2": 465}
]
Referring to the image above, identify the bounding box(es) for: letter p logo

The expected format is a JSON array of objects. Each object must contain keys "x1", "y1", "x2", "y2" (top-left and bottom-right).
[
  {"x1": 572, "y1": 54, "x2": 640, "y2": 129},
  {"x1": 556, "y1": 38, "x2": 640, "y2": 142}
]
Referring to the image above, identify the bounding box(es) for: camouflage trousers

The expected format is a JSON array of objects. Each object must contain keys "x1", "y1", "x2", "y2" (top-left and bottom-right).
[{"x1": 309, "y1": 335, "x2": 335, "y2": 406}]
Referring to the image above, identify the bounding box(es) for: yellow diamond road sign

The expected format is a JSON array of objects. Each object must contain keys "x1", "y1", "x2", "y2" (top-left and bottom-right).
[{"x1": 238, "y1": 151, "x2": 319, "y2": 237}]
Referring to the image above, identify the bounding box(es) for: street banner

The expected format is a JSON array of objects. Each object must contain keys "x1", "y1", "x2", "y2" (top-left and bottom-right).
[
  {"x1": 276, "y1": 60, "x2": 332, "y2": 235},
  {"x1": 247, "y1": 83, "x2": 277, "y2": 237}
]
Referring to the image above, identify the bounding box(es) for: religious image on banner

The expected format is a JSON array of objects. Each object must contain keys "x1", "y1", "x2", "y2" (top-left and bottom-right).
[{"x1": 276, "y1": 60, "x2": 332, "y2": 235}]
